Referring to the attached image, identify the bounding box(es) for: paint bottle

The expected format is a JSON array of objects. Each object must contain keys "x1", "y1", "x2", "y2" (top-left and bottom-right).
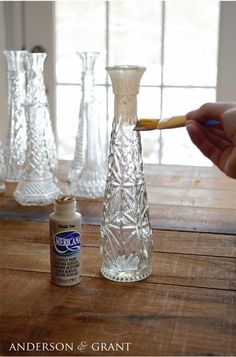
[{"x1": 49, "y1": 195, "x2": 82, "y2": 286}]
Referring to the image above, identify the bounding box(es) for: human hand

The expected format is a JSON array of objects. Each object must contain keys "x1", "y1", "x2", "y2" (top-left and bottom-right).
[{"x1": 186, "y1": 102, "x2": 236, "y2": 178}]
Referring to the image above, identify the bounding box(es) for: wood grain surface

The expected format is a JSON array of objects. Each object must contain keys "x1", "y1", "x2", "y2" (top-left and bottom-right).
[
  {"x1": 1, "y1": 162, "x2": 236, "y2": 234},
  {"x1": 0, "y1": 163, "x2": 236, "y2": 356}
]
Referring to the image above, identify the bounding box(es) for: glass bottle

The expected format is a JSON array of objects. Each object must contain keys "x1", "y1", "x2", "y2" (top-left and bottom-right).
[
  {"x1": 0, "y1": 140, "x2": 6, "y2": 193},
  {"x1": 69, "y1": 52, "x2": 106, "y2": 198},
  {"x1": 24, "y1": 52, "x2": 58, "y2": 172},
  {"x1": 100, "y1": 65, "x2": 153, "y2": 282},
  {"x1": 3, "y1": 50, "x2": 27, "y2": 182},
  {"x1": 13, "y1": 53, "x2": 61, "y2": 205}
]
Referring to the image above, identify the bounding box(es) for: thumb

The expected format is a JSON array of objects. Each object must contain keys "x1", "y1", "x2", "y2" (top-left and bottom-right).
[{"x1": 222, "y1": 108, "x2": 236, "y2": 144}]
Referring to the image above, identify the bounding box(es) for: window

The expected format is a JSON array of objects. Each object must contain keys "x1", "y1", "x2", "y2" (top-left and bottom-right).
[{"x1": 55, "y1": 1, "x2": 220, "y2": 165}]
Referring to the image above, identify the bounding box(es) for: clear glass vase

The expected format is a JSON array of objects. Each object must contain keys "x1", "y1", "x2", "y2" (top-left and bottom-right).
[
  {"x1": 69, "y1": 52, "x2": 106, "y2": 198},
  {"x1": 100, "y1": 65, "x2": 153, "y2": 282},
  {"x1": 0, "y1": 140, "x2": 6, "y2": 193},
  {"x1": 3, "y1": 50, "x2": 27, "y2": 182},
  {"x1": 13, "y1": 53, "x2": 61, "y2": 206},
  {"x1": 24, "y1": 52, "x2": 58, "y2": 172}
]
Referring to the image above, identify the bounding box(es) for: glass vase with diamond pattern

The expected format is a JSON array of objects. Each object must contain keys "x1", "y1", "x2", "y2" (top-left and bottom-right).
[
  {"x1": 13, "y1": 53, "x2": 60, "y2": 206},
  {"x1": 3, "y1": 50, "x2": 27, "y2": 182},
  {"x1": 100, "y1": 65, "x2": 153, "y2": 282}
]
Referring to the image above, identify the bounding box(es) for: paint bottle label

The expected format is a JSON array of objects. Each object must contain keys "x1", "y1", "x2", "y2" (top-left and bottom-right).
[{"x1": 49, "y1": 195, "x2": 81, "y2": 286}]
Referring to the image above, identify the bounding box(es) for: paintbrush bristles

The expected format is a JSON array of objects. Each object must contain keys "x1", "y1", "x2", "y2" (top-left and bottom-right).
[
  {"x1": 135, "y1": 116, "x2": 186, "y2": 131},
  {"x1": 134, "y1": 118, "x2": 159, "y2": 131},
  {"x1": 135, "y1": 115, "x2": 220, "y2": 131}
]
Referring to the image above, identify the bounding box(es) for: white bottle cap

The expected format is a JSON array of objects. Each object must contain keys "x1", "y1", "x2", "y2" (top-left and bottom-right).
[{"x1": 54, "y1": 195, "x2": 77, "y2": 216}]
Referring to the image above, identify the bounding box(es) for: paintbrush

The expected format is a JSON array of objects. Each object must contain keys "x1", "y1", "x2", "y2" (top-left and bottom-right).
[{"x1": 134, "y1": 115, "x2": 220, "y2": 131}]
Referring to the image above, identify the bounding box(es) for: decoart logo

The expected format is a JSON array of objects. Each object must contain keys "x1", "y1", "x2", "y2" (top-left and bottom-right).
[{"x1": 53, "y1": 230, "x2": 81, "y2": 257}]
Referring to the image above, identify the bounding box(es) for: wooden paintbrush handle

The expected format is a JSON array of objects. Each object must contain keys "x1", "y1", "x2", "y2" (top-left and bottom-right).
[{"x1": 156, "y1": 115, "x2": 186, "y2": 129}]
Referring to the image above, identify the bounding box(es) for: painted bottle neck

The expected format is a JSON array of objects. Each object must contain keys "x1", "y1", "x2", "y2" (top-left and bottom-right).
[{"x1": 114, "y1": 95, "x2": 137, "y2": 126}]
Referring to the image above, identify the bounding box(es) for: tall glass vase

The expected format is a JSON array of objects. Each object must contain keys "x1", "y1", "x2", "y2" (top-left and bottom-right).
[
  {"x1": 24, "y1": 52, "x2": 58, "y2": 172},
  {"x1": 3, "y1": 50, "x2": 27, "y2": 182},
  {"x1": 13, "y1": 53, "x2": 60, "y2": 206},
  {"x1": 100, "y1": 65, "x2": 153, "y2": 282},
  {"x1": 69, "y1": 52, "x2": 106, "y2": 198}
]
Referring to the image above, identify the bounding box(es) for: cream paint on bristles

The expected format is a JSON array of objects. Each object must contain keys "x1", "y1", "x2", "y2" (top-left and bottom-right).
[{"x1": 136, "y1": 118, "x2": 160, "y2": 129}]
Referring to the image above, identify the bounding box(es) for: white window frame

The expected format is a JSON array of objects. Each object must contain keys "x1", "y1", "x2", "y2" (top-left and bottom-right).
[
  {"x1": 217, "y1": 2, "x2": 236, "y2": 102},
  {"x1": 1, "y1": 1, "x2": 236, "y2": 147}
]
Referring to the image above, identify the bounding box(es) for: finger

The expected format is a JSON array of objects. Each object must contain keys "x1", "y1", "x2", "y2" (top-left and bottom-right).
[
  {"x1": 222, "y1": 108, "x2": 236, "y2": 144},
  {"x1": 224, "y1": 147, "x2": 236, "y2": 178},
  {"x1": 186, "y1": 120, "x2": 231, "y2": 151},
  {"x1": 208, "y1": 127, "x2": 228, "y2": 140},
  {"x1": 186, "y1": 121, "x2": 226, "y2": 167},
  {"x1": 201, "y1": 127, "x2": 232, "y2": 151},
  {"x1": 186, "y1": 102, "x2": 236, "y2": 123}
]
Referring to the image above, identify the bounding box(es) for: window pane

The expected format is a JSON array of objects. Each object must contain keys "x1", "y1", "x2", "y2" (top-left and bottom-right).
[
  {"x1": 57, "y1": 85, "x2": 79, "y2": 159},
  {"x1": 55, "y1": 1, "x2": 106, "y2": 84},
  {"x1": 162, "y1": 87, "x2": 216, "y2": 118},
  {"x1": 161, "y1": 128, "x2": 212, "y2": 166},
  {"x1": 55, "y1": 1, "x2": 219, "y2": 165},
  {"x1": 109, "y1": 1, "x2": 162, "y2": 85},
  {"x1": 108, "y1": 86, "x2": 161, "y2": 163},
  {"x1": 161, "y1": 87, "x2": 216, "y2": 166},
  {"x1": 164, "y1": 1, "x2": 219, "y2": 86},
  {"x1": 138, "y1": 87, "x2": 161, "y2": 119},
  {"x1": 138, "y1": 87, "x2": 161, "y2": 163},
  {"x1": 141, "y1": 130, "x2": 161, "y2": 164},
  {"x1": 57, "y1": 85, "x2": 107, "y2": 160}
]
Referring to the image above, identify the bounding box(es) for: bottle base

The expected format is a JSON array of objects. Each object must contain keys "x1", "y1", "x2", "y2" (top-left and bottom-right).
[
  {"x1": 14, "y1": 189, "x2": 61, "y2": 206},
  {"x1": 70, "y1": 176, "x2": 106, "y2": 199},
  {"x1": 101, "y1": 266, "x2": 151, "y2": 282},
  {"x1": 5, "y1": 178, "x2": 19, "y2": 183},
  {"x1": 0, "y1": 182, "x2": 5, "y2": 193},
  {"x1": 13, "y1": 179, "x2": 61, "y2": 206},
  {"x1": 50, "y1": 278, "x2": 81, "y2": 287}
]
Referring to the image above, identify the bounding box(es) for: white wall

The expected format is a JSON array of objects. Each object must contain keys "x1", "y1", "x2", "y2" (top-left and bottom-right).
[
  {"x1": 217, "y1": 1, "x2": 236, "y2": 101},
  {"x1": 24, "y1": 1, "x2": 56, "y2": 134},
  {"x1": 0, "y1": 2, "x2": 7, "y2": 145}
]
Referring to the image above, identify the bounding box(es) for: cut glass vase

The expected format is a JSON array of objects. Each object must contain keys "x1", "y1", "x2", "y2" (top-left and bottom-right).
[
  {"x1": 14, "y1": 52, "x2": 60, "y2": 206},
  {"x1": 100, "y1": 65, "x2": 153, "y2": 282},
  {"x1": 3, "y1": 50, "x2": 27, "y2": 182}
]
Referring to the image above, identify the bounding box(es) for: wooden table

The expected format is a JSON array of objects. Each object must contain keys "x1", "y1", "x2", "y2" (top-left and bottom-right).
[{"x1": 0, "y1": 163, "x2": 236, "y2": 356}]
